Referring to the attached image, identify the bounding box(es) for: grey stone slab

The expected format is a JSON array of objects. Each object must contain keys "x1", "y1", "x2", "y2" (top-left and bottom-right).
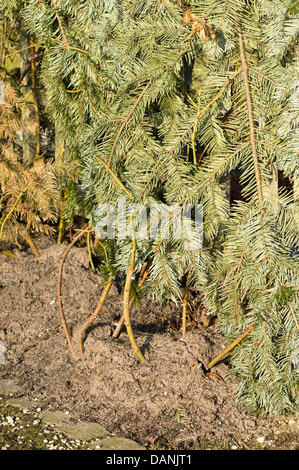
[
  {"x1": 88, "y1": 436, "x2": 146, "y2": 450},
  {"x1": 55, "y1": 420, "x2": 110, "y2": 441},
  {"x1": 0, "y1": 379, "x2": 22, "y2": 396},
  {"x1": 6, "y1": 397, "x2": 36, "y2": 411},
  {"x1": 39, "y1": 410, "x2": 70, "y2": 426}
]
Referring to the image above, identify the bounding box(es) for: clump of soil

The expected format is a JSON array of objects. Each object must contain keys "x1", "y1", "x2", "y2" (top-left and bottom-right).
[{"x1": 0, "y1": 237, "x2": 298, "y2": 450}]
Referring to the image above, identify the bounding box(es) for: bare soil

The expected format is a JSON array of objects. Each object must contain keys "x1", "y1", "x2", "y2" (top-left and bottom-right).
[{"x1": 0, "y1": 236, "x2": 298, "y2": 450}]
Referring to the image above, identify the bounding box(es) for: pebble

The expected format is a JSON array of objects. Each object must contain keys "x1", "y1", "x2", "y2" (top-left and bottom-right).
[{"x1": 256, "y1": 436, "x2": 265, "y2": 444}]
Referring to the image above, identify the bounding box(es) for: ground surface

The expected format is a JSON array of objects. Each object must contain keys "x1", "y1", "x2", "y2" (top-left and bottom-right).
[{"x1": 0, "y1": 236, "x2": 298, "y2": 450}]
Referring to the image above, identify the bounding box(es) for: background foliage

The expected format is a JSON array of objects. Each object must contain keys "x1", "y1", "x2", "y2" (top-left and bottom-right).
[{"x1": 0, "y1": 0, "x2": 298, "y2": 415}]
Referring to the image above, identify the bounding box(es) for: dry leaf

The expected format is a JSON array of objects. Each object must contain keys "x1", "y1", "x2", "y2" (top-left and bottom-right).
[{"x1": 184, "y1": 9, "x2": 216, "y2": 41}]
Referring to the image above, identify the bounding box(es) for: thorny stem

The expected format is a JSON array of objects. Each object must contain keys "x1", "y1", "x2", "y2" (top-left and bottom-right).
[
  {"x1": 207, "y1": 324, "x2": 254, "y2": 370},
  {"x1": 78, "y1": 276, "x2": 113, "y2": 357},
  {"x1": 123, "y1": 214, "x2": 145, "y2": 363},
  {"x1": 57, "y1": 224, "x2": 89, "y2": 359}
]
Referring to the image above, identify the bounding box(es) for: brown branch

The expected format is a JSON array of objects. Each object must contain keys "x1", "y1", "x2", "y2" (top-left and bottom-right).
[
  {"x1": 181, "y1": 283, "x2": 189, "y2": 337},
  {"x1": 57, "y1": 224, "x2": 89, "y2": 359},
  {"x1": 112, "y1": 261, "x2": 151, "y2": 339},
  {"x1": 17, "y1": 48, "x2": 43, "y2": 85},
  {"x1": 207, "y1": 324, "x2": 254, "y2": 370},
  {"x1": 78, "y1": 276, "x2": 113, "y2": 357},
  {"x1": 22, "y1": 229, "x2": 41, "y2": 263}
]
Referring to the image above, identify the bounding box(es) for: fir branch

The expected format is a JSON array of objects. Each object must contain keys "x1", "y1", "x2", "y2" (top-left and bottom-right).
[{"x1": 237, "y1": 23, "x2": 263, "y2": 206}]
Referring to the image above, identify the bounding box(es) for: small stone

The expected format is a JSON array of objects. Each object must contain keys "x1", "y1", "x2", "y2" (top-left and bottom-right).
[{"x1": 256, "y1": 436, "x2": 265, "y2": 444}]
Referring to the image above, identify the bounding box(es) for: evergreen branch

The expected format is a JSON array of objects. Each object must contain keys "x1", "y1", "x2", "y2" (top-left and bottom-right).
[
  {"x1": 95, "y1": 156, "x2": 134, "y2": 199},
  {"x1": 195, "y1": 142, "x2": 251, "y2": 191},
  {"x1": 138, "y1": 72, "x2": 242, "y2": 202},
  {"x1": 288, "y1": 302, "x2": 299, "y2": 330},
  {"x1": 218, "y1": 0, "x2": 229, "y2": 31},
  {"x1": 234, "y1": 240, "x2": 249, "y2": 322},
  {"x1": 237, "y1": 23, "x2": 263, "y2": 206},
  {"x1": 51, "y1": 0, "x2": 70, "y2": 50},
  {"x1": 248, "y1": 68, "x2": 283, "y2": 88},
  {"x1": 191, "y1": 90, "x2": 201, "y2": 166},
  {"x1": 107, "y1": 81, "x2": 151, "y2": 169},
  {"x1": 261, "y1": 342, "x2": 285, "y2": 410}
]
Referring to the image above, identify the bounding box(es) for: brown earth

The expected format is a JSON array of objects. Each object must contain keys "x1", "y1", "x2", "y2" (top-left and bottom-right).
[{"x1": 0, "y1": 236, "x2": 298, "y2": 450}]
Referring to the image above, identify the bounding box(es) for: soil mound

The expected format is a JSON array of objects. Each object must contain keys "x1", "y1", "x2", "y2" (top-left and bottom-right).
[{"x1": 0, "y1": 239, "x2": 297, "y2": 449}]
